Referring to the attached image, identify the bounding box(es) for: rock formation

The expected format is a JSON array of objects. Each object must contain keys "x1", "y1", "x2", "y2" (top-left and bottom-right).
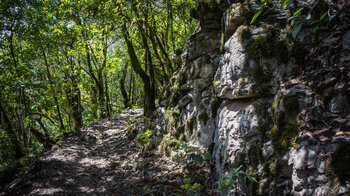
[{"x1": 158, "y1": 0, "x2": 350, "y2": 195}]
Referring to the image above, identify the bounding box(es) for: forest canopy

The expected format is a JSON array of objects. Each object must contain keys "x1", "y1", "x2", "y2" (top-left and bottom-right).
[{"x1": 0, "y1": 0, "x2": 196, "y2": 172}]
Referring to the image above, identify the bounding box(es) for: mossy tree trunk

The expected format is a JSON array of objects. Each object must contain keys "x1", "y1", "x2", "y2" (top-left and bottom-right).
[{"x1": 121, "y1": 22, "x2": 155, "y2": 117}]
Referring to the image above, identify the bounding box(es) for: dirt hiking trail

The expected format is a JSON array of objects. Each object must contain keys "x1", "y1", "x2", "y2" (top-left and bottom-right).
[{"x1": 4, "y1": 108, "x2": 215, "y2": 196}]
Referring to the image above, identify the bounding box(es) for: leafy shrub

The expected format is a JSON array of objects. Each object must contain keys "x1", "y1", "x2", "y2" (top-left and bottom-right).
[
  {"x1": 180, "y1": 178, "x2": 201, "y2": 196},
  {"x1": 137, "y1": 129, "x2": 153, "y2": 148},
  {"x1": 251, "y1": 0, "x2": 330, "y2": 38},
  {"x1": 216, "y1": 165, "x2": 257, "y2": 195},
  {"x1": 178, "y1": 143, "x2": 211, "y2": 171}
]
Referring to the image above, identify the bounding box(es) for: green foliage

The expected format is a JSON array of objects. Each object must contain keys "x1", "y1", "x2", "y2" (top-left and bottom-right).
[
  {"x1": 180, "y1": 178, "x2": 201, "y2": 196},
  {"x1": 178, "y1": 143, "x2": 211, "y2": 171},
  {"x1": 216, "y1": 165, "x2": 257, "y2": 195},
  {"x1": 143, "y1": 185, "x2": 151, "y2": 195},
  {"x1": 137, "y1": 129, "x2": 153, "y2": 148},
  {"x1": 251, "y1": 0, "x2": 330, "y2": 38},
  {"x1": 0, "y1": 0, "x2": 196, "y2": 170}
]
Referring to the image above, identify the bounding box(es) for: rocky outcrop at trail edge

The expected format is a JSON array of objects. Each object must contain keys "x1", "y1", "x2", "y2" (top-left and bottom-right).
[{"x1": 159, "y1": 0, "x2": 350, "y2": 195}]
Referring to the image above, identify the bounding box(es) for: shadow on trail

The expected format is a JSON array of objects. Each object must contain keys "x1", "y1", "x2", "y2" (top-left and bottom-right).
[{"x1": 5, "y1": 108, "x2": 216, "y2": 195}]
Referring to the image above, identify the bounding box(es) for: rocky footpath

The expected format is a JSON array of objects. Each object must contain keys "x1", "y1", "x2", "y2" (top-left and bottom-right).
[
  {"x1": 158, "y1": 0, "x2": 350, "y2": 195},
  {"x1": 3, "y1": 108, "x2": 216, "y2": 195}
]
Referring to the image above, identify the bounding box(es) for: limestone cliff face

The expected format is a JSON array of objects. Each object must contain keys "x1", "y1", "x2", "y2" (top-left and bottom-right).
[{"x1": 159, "y1": 0, "x2": 350, "y2": 195}]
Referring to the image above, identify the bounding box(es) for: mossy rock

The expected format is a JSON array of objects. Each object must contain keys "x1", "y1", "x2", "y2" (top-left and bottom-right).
[
  {"x1": 245, "y1": 25, "x2": 288, "y2": 63},
  {"x1": 236, "y1": 25, "x2": 253, "y2": 43},
  {"x1": 164, "y1": 108, "x2": 181, "y2": 133},
  {"x1": 271, "y1": 95, "x2": 280, "y2": 113},
  {"x1": 239, "y1": 2, "x2": 252, "y2": 17},
  {"x1": 284, "y1": 25, "x2": 306, "y2": 64},
  {"x1": 160, "y1": 133, "x2": 182, "y2": 155},
  {"x1": 171, "y1": 71, "x2": 187, "y2": 93},
  {"x1": 210, "y1": 98, "x2": 222, "y2": 118},
  {"x1": 245, "y1": 144, "x2": 262, "y2": 165},
  {"x1": 191, "y1": 0, "x2": 221, "y2": 20},
  {"x1": 191, "y1": 130, "x2": 201, "y2": 140},
  {"x1": 282, "y1": 95, "x2": 299, "y2": 113},
  {"x1": 269, "y1": 159, "x2": 279, "y2": 175},
  {"x1": 185, "y1": 116, "x2": 197, "y2": 136},
  {"x1": 197, "y1": 111, "x2": 208, "y2": 124},
  {"x1": 252, "y1": 63, "x2": 272, "y2": 94},
  {"x1": 256, "y1": 101, "x2": 272, "y2": 137},
  {"x1": 175, "y1": 125, "x2": 185, "y2": 138},
  {"x1": 270, "y1": 124, "x2": 299, "y2": 154}
]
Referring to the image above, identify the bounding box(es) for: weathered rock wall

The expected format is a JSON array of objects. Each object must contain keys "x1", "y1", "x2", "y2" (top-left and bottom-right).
[{"x1": 159, "y1": 0, "x2": 350, "y2": 195}]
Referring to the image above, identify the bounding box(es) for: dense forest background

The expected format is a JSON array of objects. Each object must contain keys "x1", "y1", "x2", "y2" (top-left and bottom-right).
[{"x1": 0, "y1": 0, "x2": 196, "y2": 173}]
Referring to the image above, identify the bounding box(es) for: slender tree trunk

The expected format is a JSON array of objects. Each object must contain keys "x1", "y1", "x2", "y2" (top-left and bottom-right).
[
  {"x1": 104, "y1": 73, "x2": 111, "y2": 117},
  {"x1": 9, "y1": 27, "x2": 17, "y2": 69},
  {"x1": 132, "y1": 75, "x2": 135, "y2": 105},
  {"x1": 85, "y1": 43, "x2": 99, "y2": 118},
  {"x1": 139, "y1": 25, "x2": 156, "y2": 103},
  {"x1": 0, "y1": 101, "x2": 23, "y2": 159},
  {"x1": 91, "y1": 85, "x2": 98, "y2": 118},
  {"x1": 148, "y1": 30, "x2": 168, "y2": 82},
  {"x1": 121, "y1": 23, "x2": 155, "y2": 116},
  {"x1": 15, "y1": 109, "x2": 27, "y2": 151},
  {"x1": 120, "y1": 63, "x2": 129, "y2": 108},
  {"x1": 42, "y1": 48, "x2": 65, "y2": 131},
  {"x1": 97, "y1": 79, "x2": 106, "y2": 118},
  {"x1": 97, "y1": 30, "x2": 107, "y2": 118},
  {"x1": 71, "y1": 78, "x2": 82, "y2": 130},
  {"x1": 128, "y1": 68, "x2": 133, "y2": 103}
]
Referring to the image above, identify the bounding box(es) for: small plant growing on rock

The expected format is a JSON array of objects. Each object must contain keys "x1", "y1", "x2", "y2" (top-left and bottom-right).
[
  {"x1": 180, "y1": 178, "x2": 201, "y2": 196},
  {"x1": 216, "y1": 165, "x2": 257, "y2": 195},
  {"x1": 178, "y1": 143, "x2": 211, "y2": 171}
]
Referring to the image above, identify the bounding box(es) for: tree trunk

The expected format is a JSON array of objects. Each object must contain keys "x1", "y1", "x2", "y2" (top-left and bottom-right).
[
  {"x1": 128, "y1": 68, "x2": 133, "y2": 104},
  {"x1": 121, "y1": 23, "x2": 155, "y2": 116},
  {"x1": 104, "y1": 73, "x2": 111, "y2": 117},
  {"x1": 0, "y1": 101, "x2": 23, "y2": 159},
  {"x1": 120, "y1": 63, "x2": 129, "y2": 108},
  {"x1": 42, "y1": 48, "x2": 65, "y2": 131},
  {"x1": 91, "y1": 85, "x2": 98, "y2": 118},
  {"x1": 71, "y1": 78, "x2": 82, "y2": 130},
  {"x1": 29, "y1": 128, "x2": 55, "y2": 149}
]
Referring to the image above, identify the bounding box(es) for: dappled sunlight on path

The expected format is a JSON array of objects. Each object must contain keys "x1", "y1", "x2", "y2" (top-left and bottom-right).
[{"x1": 6, "y1": 108, "x2": 216, "y2": 195}]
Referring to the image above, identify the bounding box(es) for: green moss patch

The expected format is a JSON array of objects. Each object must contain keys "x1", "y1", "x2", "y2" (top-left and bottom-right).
[
  {"x1": 164, "y1": 108, "x2": 180, "y2": 133},
  {"x1": 270, "y1": 124, "x2": 299, "y2": 154},
  {"x1": 236, "y1": 25, "x2": 253, "y2": 43},
  {"x1": 269, "y1": 159, "x2": 279, "y2": 175},
  {"x1": 252, "y1": 63, "x2": 272, "y2": 94},
  {"x1": 239, "y1": 2, "x2": 252, "y2": 17},
  {"x1": 160, "y1": 133, "x2": 182, "y2": 155},
  {"x1": 245, "y1": 25, "x2": 289, "y2": 64},
  {"x1": 185, "y1": 116, "x2": 197, "y2": 136}
]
